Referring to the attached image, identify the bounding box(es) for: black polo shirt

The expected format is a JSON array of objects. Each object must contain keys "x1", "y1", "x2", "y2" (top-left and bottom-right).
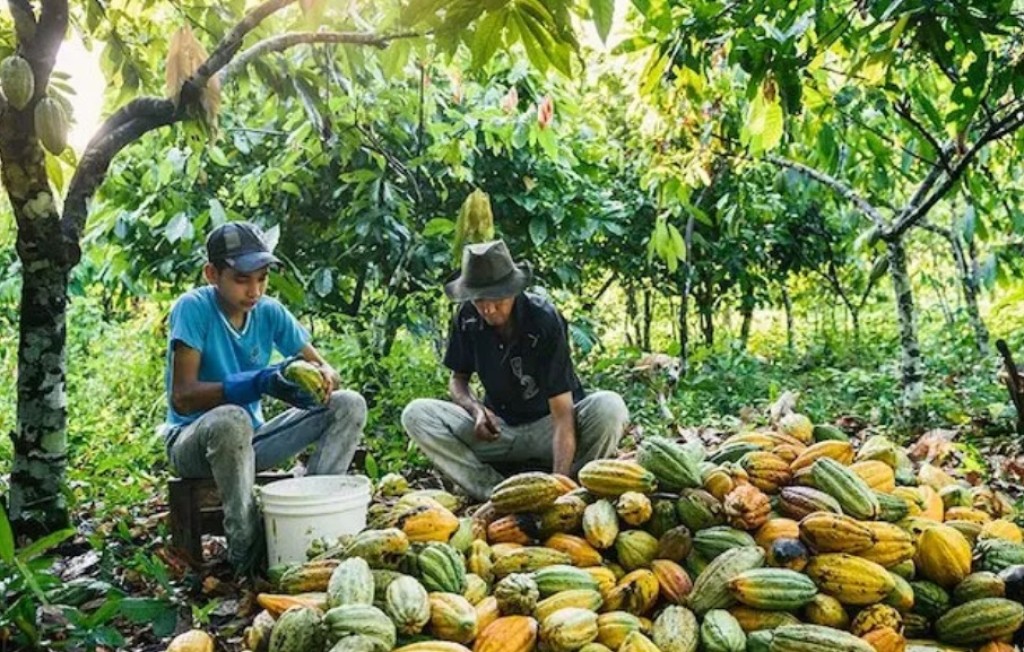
[{"x1": 443, "y1": 293, "x2": 586, "y2": 425}]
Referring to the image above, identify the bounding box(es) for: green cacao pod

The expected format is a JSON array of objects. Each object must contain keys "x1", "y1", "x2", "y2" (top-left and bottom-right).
[
  {"x1": 34, "y1": 96, "x2": 68, "y2": 155},
  {"x1": 614, "y1": 530, "x2": 659, "y2": 571},
  {"x1": 810, "y1": 457, "x2": 879, "y2": 520},
  {"x1": 910, "y1": 581, "x2": 950, "y2": 621},
  {"x1": 933, "y1": 597, "x2": 1024, "y2": 646},
  {"x1": 652, "y1": 605, "x2": 699, "y2": 652},
  {"x1": 532, "y1": 565, "x2": 599, "y2": 596},
  {"x1": 687, "y1": 545, "x2": 765, "y2": 615},
  {"x1": 323, "y1": 604, "x2": 397, "y2": 650},
  {"x1": 694, "y1": 526, "x2": 757, "y2": 561},
  {"x1": 700, "y1": 609, "x2": 746, "y2": 652},
  {"x1": 728, "y1": 568, "x2": 818, "y2": 611},
  {"x1": 328, "y1": 557, "x2": 374, "y2": 608},
  {"x1": 0, "y1": 55, "x2": 33, "y2": 110},
  {"x1": 268, "y1": 606, "x2": 325, "y2": 652},
  {"x1": 646, "y1": 498, "x2": 681, "y2": 538},
  {"x1": 636, "y1": 436, "x2": 702, "y2": 491},
  {"x1": 494, "y1": 573, "x2": 540, "y2": 616},
  {"x1": 952, "y1": 572, "x2": 1005, "y2": 603},
  {"x1": 676, "y1": 489, "x2": 725, "y2": 531},
  {"x1": 768, "y1": 624, "x2": 875, "y2": 652},
  {"x1": 418, "y1": 543, "x2": 466, "y2": 594},
  {"x1": 385, "y1": 575, "x2": 431, "y2": 635}
]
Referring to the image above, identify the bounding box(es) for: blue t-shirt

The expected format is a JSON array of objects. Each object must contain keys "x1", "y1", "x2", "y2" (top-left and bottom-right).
[{"x1": 163, "y1": 286, "x2": 310, "y2": 436}]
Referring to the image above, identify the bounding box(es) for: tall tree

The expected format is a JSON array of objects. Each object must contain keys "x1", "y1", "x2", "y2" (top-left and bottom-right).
[{"x1": 0, "y1": 0, "x2": 597, "y2": 535}]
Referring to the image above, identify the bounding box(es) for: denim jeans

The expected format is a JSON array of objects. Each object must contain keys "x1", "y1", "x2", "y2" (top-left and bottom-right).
[
  {"x1": 401, "y1": 390, "x2": 629, "y2": 501},
  {"x1": 166, "y1": 389, "x2": 366, "y2": 569}
]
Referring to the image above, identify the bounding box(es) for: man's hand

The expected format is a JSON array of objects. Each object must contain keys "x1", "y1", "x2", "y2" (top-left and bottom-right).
[
  {"x1": 223, "y1": 359, "x2": 321, "y2": 410},
  {"x1": 473, "y1": 404, "x2": 501, "y2": 441},
  {"x1": 312, "y1": 360, "x2": 342, "y2": 394},
  {"x1": 266, "y1": 364, "x2": 322, "y2": 410}
]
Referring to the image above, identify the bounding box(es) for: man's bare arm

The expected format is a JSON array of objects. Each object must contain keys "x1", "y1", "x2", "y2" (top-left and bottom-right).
[
  {"x1": 449, "y1": 372, "x2": 481, "y2": 413},
  {"x1": 450, "y1": 371, "x2": 499, "y2": 440},
  {"x1": 171, "y1": 342, "x2": 226, "y2": 414},
  {"x1": 549, "y1": 392, "x2": 576, "y2": 476}
]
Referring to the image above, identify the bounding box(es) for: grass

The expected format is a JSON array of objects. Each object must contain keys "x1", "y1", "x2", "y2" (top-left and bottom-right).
[{"x1": 1, "y1": 291, "x2": 1022, "y2": 515}]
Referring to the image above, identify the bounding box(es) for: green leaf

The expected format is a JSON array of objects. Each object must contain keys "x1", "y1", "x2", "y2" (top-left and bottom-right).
[
  {"x1": 16, "y1": 527, "x2": 74, "y2": 563},
  {"x1": 511, "y1": 9, "x2": 551, "y2": 74},
  {"x1": 165, "y1": 212, "x2": 191, "y2": 243},
  {"x1": 961, "y1": 203, "x2": 977, "y2": 242},
  {"x1": 45, "y1": 152, "x2": 65, "y2": 193},
  {"x1": 471, "y1": 10, "x2": 507, "y2": 69},
  {"x1": 668, "y1": 223, "x2": 686, "y2": 261},
  {"x1": 536, "y1": 127, "x2": 558, "y2": 159},
  {"x1": 591, "y1": 0, "x2": 614, "y2": 43},
  {"x1": 364, "y1": 452, "x2": 380, "y2": 480},
  {"x1": 312, "y1": 268, "x2": 333, "y2": 297},
  {"x1": 86, "y1": 594, "x2": 124, "y2": 628},
  {"x1": 529, "y1": 216, "x2": 549, "y2": 245},
  {"x1": 742, "y1": 94, "x2": 784, "y2": 154},
  {"x1": 208, "y1": 199, "x2": 227, "y2": 226},
  {"x1": 207, "y1": 146, "x2": 229, "y2": 167},
  {"x1": 423, "y1": 218, "x2": 456, "y2": 237},
  {"x1": 0, "y1": 502, "x2": 13, "y2": 564},
  {"x1": 760, "y1": 99, "x2": 784, "y2": 152}
]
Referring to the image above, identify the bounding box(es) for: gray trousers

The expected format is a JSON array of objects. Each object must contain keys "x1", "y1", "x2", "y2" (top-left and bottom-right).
[
  {"x1": 167, "y1": 389, "x2": 366, "y2": 569},
  {"x1": 402, "y1": 391, "x2": 629, "y2": 501}
]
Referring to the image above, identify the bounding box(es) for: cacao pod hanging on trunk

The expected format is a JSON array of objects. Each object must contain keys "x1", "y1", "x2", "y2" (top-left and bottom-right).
[
  {"x1": 1, "y1": 55, "x2": 34, "y2": 110},
  {"x1": 34, "y1": 96, "x2": 69, "y2": 154}
]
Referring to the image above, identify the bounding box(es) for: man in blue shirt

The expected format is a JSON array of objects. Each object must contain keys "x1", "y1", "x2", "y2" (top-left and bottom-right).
[
  {"x1": 162, "y1": 222, "x2": 366, "y2": 572},
  {"x1": 402, "y1": 240, "x2": 629, "y2": 501}
]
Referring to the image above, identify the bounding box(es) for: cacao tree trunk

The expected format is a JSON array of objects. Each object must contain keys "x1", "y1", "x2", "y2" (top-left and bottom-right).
[
  {"x1": 678, "y1": 214, "x2": 695, "y2": 372},
  {"x1": 699, "y1": 285, "x2": 714, "y2": 346},
  {"x1": 625, "y1": 283, "x2": 637, "y2": 349},
  {"x1": 951, "y1": 235, "x2": 990, "y2": 355},
  {"x1": 781, "y1": 281, "x2": 794, "y2": 353},
  {"x1": 739, "y1": 283, "x2": 754, "y2": 350},
  {"x1": 1, "y1": 120, "x2": 71, "y2": 535},
  {"x1": 679, "y1": 288, "x2": 690, "y2": 373},
  {"x1": 642, "y1": 288, "x2": 652, "y2": 352},
  {"x1": 886, "y1": 239, "x2": 924, "y2": 406}
]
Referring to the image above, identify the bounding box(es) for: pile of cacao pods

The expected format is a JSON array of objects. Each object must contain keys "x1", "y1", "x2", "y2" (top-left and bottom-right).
[{"x1": 225, "y1": 413, "x2": 1024, "y2": 652}]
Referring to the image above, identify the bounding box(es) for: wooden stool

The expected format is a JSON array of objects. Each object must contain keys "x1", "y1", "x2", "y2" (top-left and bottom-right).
[{"x1": 168, "y1": 472, "x2": 291, "y2": 563}]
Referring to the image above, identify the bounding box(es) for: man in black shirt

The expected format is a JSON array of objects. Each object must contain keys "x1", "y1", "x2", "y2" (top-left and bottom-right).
[{"x1": 402, "y1": 240, "x2": 630, "y2": 500}]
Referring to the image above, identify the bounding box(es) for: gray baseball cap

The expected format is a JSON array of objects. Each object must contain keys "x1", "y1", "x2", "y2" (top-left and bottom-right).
[{"x1": 205, "y1": 222, "x2": 281, "y2": 272}]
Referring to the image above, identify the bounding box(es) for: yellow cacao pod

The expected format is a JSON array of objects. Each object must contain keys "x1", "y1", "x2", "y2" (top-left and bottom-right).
[{"x1": 166, "y1": 630, "x2": 214, "y2": 652}]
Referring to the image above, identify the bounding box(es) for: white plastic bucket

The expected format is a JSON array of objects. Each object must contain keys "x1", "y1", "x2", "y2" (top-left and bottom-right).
[{"x1": 259, "y1": 475, "x2": 372, "y2": 566}]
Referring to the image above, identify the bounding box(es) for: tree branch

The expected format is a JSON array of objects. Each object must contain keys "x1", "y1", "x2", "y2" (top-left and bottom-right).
[
  {"x1": 894, "y1": 99, "x2": 950, "y2": 173},
  {"x1": 181, "y1": 0, "x2": 297, "y2": 104},
  {"x1": 221, "y1": 30, "x2": 422, "y2": 81},
  {"x1": 891, "y1": 106, "x2": 1024, "y2": 238},
  {"x1": 919, "y1": 220, "x2": 954, "y2": 242},
  {"x1": 61, "y1": 99, "x2": 179, "y2": 262},
  {"x1": 21, "y1": 0, "x2": 67, "y2": 99},
  {"x1": 765, "y1": 154, "x2": 887, "y2": 228},
  {"x1": 894, "y1": 142, "x2": 955, "y2": 224}
]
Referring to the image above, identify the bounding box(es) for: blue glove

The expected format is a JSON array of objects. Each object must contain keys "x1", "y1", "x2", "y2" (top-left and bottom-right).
[{"x1": 223, "y1": 358, "x2": 322, "y2": 410}]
